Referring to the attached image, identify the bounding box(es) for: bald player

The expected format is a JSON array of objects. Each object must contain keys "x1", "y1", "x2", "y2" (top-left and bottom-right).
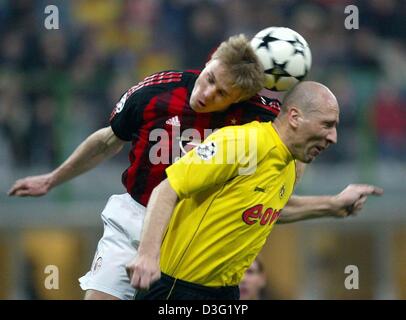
[{"x1": 126, "y1": 81, "x2": 383, "y2": 300}]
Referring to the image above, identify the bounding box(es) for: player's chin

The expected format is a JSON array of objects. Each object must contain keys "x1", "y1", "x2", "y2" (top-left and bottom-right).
[
  {"x1": 191, "y1": 103, "x2": 209, "y2": 113},
  {"x1": 299, "y1": 155, "x2": 314, "y2": 164},
  {"x1": 196, "y1": 108, "x2": 211, "y2": 113},
  {"x1": 304, "y1": 150, "x2": 323, "y2": 163}
]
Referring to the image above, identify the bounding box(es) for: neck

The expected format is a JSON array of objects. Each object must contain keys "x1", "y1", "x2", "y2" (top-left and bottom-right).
[{"x1": 273, "y1": 119, "x2": 295, "y2": 158}]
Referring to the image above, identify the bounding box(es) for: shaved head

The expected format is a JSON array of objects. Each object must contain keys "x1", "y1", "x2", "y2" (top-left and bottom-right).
[
  {"x1": 281, "y1": 81, "x2": 338, "y2": 115},
  {"x1": 274, "y1": 81, "x2": 340, "y2": 163}
]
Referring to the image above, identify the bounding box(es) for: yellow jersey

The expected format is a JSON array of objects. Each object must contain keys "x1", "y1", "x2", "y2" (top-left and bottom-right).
[{"x1": 163, "y1": 121, "x2": 296, "y2": 286}]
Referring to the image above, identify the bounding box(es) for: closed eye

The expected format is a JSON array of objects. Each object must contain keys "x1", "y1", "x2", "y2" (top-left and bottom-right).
[
  {"x1": 207, "y1": 74, "x2": 215, "y2": 84},
  {"x1": 323, "y1": 121, "x2": 337, "y2": 128}
]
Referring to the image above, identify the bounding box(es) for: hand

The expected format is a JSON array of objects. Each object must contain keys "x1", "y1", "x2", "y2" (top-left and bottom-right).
[
  {"x1": 332, "y1": 184, "x2": 384, "y2": 218},
  {"x1": 125, "y1": 255, "x2": 161, "y2": 290},
  {"x1": 7, "y1": 173, "x2": 54, "y2": 197}
]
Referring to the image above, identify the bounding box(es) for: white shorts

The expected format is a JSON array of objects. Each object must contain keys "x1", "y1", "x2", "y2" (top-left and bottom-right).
[{"x1": 78, "y1": 193, "x2": 145, "y2": 300}]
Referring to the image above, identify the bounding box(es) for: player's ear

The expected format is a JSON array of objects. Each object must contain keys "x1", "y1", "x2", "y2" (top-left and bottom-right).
[{"x1": 288, "y1": 106, "x2": 302, "y2": 128}]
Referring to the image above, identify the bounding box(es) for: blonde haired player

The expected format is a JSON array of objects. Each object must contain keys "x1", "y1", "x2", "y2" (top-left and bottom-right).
[{"x1": 9, "y1": 34, "x2": 381, "y2": 300}]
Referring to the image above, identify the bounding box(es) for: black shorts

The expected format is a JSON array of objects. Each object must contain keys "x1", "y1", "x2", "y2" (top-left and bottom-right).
[{"x1": 134, "y1": 273, "x2": 240, "y2": 300}]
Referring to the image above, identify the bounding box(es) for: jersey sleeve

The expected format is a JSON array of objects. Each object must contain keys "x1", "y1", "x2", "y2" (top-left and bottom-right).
[
  {"x1": 109, "y1": 89, "x2": 146, "y2": 141},
  {"x1": 166, "y1": 123, "x2": 269, "y2": 199}
]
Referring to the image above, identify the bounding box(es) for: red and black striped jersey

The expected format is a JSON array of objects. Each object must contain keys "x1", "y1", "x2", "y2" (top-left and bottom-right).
[{"x1": 109, "y1": 70, "x2": 281, "y2": 206}]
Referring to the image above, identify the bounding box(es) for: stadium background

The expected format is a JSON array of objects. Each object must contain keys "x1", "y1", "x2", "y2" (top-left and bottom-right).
[{"x1": 0, "y1": 0, "x2": 405, "y2": 299}]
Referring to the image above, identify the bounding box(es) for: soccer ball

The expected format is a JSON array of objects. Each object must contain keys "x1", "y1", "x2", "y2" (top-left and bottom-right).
[{"x1": 251, "y1": 27, "x2": 312, "y2": 91}]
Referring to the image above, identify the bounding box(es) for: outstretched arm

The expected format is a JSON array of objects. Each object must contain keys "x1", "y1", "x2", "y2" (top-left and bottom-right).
[
  {"x1": 278, "y1": 184, "x2": 384, "y2": 224},
  {"x1": 8, "y1": 126, "x2": 125, "y2": 197},
  {"x1": 126, "y1": 179, "x2": 178, "y2": 290}
]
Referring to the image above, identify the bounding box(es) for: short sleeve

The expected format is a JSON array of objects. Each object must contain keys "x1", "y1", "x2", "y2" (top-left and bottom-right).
[{"x1": 109, "y1": 90, "x2": 144, "y2": 141}]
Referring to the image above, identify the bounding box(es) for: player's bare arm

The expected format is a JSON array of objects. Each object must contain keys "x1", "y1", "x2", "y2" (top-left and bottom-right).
[
  {"x1": 8, "y1": 126, "x2": 125, "y2": 197},
  {"x1": 278, "y1": 184, "x2": 384, "y2": 223},
  {"x1": 126, "y1": 179, "x2": 178, "y2": 290}
]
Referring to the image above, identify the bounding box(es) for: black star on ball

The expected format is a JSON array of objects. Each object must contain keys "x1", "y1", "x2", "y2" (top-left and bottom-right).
[{"x1": 258, "y1": 34, "x2": 279, "y2": 49}]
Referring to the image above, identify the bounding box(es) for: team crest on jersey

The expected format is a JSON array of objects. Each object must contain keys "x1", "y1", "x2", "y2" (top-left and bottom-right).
[
  {"x1": 114, "y1": 92, "x2": 128, "y2": 114},
  {"x1": 279, "y1": 185, "x2": 285, "y2": 199},
  {"x1": 196, "y1": 141, "x2": 217, "y2": 160}
]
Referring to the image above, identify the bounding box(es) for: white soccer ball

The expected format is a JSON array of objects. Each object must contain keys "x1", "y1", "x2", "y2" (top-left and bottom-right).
[{"x1": 251, "y1": 27, "x2": 312, "y2": 91}]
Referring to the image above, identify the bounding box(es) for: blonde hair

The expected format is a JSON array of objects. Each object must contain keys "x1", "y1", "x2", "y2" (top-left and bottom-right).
[{"x1": 210, "y1": 34, "x2": 265, "y2": 101}]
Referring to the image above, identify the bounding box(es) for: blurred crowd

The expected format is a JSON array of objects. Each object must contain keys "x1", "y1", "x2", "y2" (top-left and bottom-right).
[{"x1": 0, "y1": 0, "x2": 405, "y2": 169}]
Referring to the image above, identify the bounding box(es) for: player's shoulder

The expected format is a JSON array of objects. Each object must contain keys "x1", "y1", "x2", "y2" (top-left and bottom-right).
[
  {"x1": 240, "y1": 121, "x2": 276, "y2": 142},
  {"x1": 242, "y1": 94, "x2": 281, "y2": 113},
  {"x1": 230, "y1": 94, "x2": 281, "y2": 122},
  {"x1": 125, "y1": 70, "x2": 199, "y2": 98},
  {"x1": 241, "y1": 121, "x2": 279, "y2": 150},
  {"x1": 211, "y1": 121, "x2": 263, "y2": 142},
  {"x1": 209, "y1": 122, "x2": 276, "y2": 160}
]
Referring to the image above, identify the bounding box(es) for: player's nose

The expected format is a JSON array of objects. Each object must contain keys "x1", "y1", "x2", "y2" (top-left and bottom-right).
[
  {"x1": 203, "y1": 86, "x2": 216, "y2": 102},
  {"x1": 326, "y1": 127, "x2": 337, "y2": 145}
]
